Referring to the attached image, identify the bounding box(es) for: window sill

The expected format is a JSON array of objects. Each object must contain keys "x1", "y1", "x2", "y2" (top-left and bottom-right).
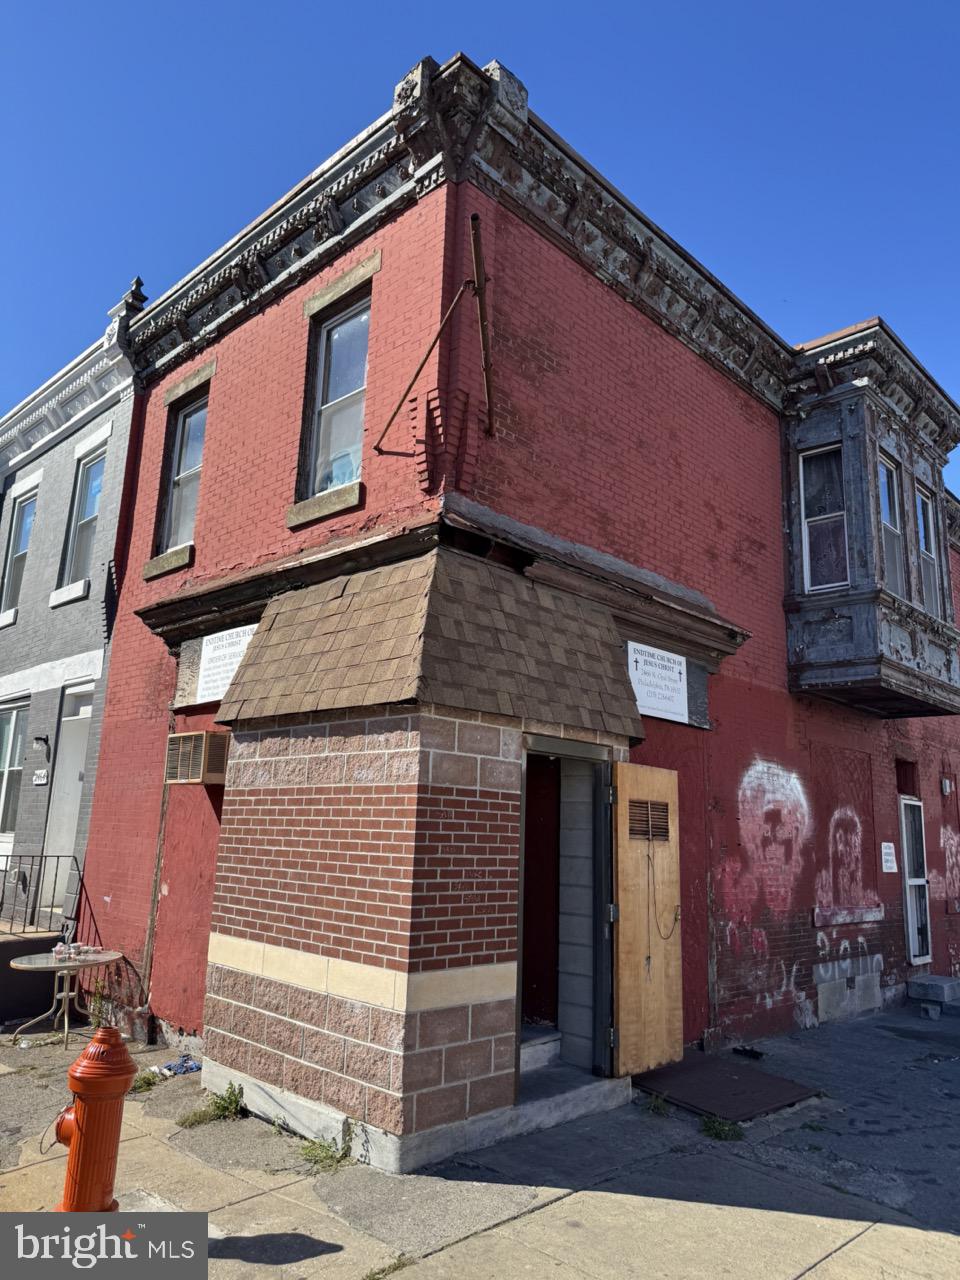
[
  {"x1": 285, "y1": 481, "x2": 361, "y2": 529},
  {"x1": 49, "y1": 579, "x2": 90, "y2": 609},
  {"x1": 143, "y1": 543, "x2": 195, "y2": 581},
  {"x1": 0, "y1": 608, "x2": 16, "y2": 630}
]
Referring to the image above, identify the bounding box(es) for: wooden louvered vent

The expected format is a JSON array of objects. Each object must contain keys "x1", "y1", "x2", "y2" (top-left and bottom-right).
[
  {"x1": 164, "y1": 732, "x2": 229, "y2": 785},
  {"x1": 628, "y1": 798, "x2": 670, "y2": 841}
]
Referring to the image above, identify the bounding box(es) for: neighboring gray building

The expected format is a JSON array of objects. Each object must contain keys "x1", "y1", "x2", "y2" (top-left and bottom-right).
[{"x1": 0, "y1": 280, "x2": 144, "y2": 933}]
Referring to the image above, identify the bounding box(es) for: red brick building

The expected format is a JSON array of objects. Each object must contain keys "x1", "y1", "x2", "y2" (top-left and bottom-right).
[{"x1": 79, "y1": 54, "x2": 960, "y2": 1169}]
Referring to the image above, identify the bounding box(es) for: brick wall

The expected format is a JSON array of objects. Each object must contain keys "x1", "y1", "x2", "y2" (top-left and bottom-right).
[
  {"x1": 437, "y1": 185, "x2": 960, "y2": 1040},
  {"x1": 199, "y1": 704, "x2": 618, "y2": 1132},
  {"x1": 204, "y1": 963, "x2": 515, "y2": 1135},
  {"x1": 214, "y1": 710, "x2": 420, "y2": 969},
  {"x1": 412, "y1": 712, "x2": 521, "y2": 971},
  {"x1": 210, "y1": 707, "x2": 523, "y2": 975},
  {"x1": 80, "y1": 189, "x2": 451, "y2": 994}
]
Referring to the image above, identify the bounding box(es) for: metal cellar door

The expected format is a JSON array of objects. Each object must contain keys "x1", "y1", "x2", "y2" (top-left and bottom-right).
[{"x1": 611, "y1": 762, "x2": 683, "y2": 1075}]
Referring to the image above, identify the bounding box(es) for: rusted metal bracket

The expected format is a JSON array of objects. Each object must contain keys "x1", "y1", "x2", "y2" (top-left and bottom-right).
[{"x1": 374, "y1": 214, "x2": 494, "y2": 455}]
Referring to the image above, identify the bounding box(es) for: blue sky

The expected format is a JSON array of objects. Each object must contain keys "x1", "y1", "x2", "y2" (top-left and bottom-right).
[{"x1": 3, "y1": 3, "x2": 959, "y2": 481}]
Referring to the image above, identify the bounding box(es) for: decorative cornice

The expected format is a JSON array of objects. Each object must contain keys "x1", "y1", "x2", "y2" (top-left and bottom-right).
[
  {"x1": 0, "y1": 279, "x2": 145, "y2": 475},
  {"x1": 945, "y1": 490, "x2": 960, "y2": 550},
  {"x1": 127, "y1": 117, "x2": 415, "y2": 381},
  {"x1": 71, "y1": 53, "x2": 952, "y2": 432},
  {"x1": 394, "y1": 56, "x2": 793, "y2": 409},
  {"x1": 789, "y1": 320, "x2": 960, "y2": 456},
  {"x1": 121, "y1": 54, "x2": 796, "y2": 408}
]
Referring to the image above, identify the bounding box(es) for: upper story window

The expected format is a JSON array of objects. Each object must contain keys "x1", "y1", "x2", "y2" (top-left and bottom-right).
[
  {"x1": 916, "y1": 487, "x2": 940, "y2": 616},
  {"x1": 878, "y1": 457, "x2": 905, "y2": 598},
  {"x1": 308, "y1": 300, "x2": 370, "y2": 495},
  {"x1": 1, "y1": 492, "x2": 37, "y2": 613},
  {"x1": 163, "y1": 397, "x2": 207, "y2": 551},
  {"x1": 63, "y1": 451, "x2": 105, "y2": 586},
  {"x1": 801, "y1": 447, "x2": 848, "y2": 591}
]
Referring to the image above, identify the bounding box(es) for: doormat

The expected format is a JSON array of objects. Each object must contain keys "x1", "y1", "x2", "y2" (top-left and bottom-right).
[{"x1": 634, "y1": 1053, "x2": 818, "y2": 1122}]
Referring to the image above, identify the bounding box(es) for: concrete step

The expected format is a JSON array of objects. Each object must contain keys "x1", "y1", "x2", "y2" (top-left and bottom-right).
[
  {"x1": 520, "y1": 1028, "x2": 561, "y2": 1073},
  {"x1": 908, "y1": 975, "x2": 960, "y2": 1003},
  {"x1": 941, "y1": 998, "x2": 960, "y2": 1018},
  {"x1": 516, "y1": 1061, "x2": 632, "y2": 1124}
]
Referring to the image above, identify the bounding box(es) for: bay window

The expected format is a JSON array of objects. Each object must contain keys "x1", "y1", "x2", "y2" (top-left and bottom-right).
[{"x1": 801, "y1": 447, "x2": 848, "y2": 591}]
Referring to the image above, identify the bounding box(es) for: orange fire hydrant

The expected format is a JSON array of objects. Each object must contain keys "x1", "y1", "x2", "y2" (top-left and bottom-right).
[{"x1": 55, "y1": 1026, "x2": 137, "y2": 1212}]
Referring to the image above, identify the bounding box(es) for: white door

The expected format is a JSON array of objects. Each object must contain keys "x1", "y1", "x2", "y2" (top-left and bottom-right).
[
  {"x1": 900, "y1": 796, "x2": 932, "y2": 964},
  {"x1": 41, "y1": 692, "x2": 93, "y2": 910},
  {"x1": 0, "y1": 704, "x2": 28, "y2": 874}
]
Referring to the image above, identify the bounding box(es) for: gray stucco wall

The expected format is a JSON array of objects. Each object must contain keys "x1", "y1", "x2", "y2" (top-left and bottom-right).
[
  {"x1": 0, "y1": 374, "x2": 137, "y2": 923},
  {"x1": 557, "y1": 757, "x2": 595, "y2": 1069}
]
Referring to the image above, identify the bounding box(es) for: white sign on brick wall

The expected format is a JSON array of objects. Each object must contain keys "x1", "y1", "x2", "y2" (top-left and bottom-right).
[
  {"x1": 627, "y1": 641, "x2": 689, "y2": 725},
  {"x1": 197, "y1": 624, "x2": 257, "y2": 704}
]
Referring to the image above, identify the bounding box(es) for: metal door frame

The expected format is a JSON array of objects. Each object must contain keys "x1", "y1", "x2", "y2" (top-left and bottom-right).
[
  {"x1": 517, "y1": 736, "x2": 616, "y2": 1086},
  {"x1": 899, "y1": 795, "x2": 932, "y2": 965}
]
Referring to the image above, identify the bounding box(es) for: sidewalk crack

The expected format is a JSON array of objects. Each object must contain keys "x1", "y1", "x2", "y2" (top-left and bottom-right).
[{"x1": 790, "y1": 1221, "x2": 877, "y2": 1279}]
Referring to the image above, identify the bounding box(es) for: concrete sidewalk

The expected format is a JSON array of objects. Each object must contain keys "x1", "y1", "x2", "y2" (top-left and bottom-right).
[{"x1": 2, "y1": 1006, "x2": 959, "y2": 1278}]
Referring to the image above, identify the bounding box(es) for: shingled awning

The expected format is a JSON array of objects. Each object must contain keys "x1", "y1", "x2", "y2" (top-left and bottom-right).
[{"x1": 216, "y1": 545, "x2": 645, "y2": 737}]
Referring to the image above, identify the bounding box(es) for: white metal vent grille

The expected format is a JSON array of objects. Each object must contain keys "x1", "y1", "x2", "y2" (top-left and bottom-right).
[{"x1": 628, "y1": 799, "x2": 670, "y2": 841}]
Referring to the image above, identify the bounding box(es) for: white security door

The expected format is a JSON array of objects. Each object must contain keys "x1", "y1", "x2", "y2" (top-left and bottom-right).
[
  {"x1": 0, "y1": 705, "x2": 28, "y2": 873},
  {"x1": 41, "y1": 691, "x2": 93, "y2": 909},
  {"x1": 900, "y1": 797, "x2": 932, "y2": 964}
]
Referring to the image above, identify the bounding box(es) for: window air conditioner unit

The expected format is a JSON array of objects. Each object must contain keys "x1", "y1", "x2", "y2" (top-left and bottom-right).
[{"x1": 164, "y1": 731, "x2": 229, "y2": 785}]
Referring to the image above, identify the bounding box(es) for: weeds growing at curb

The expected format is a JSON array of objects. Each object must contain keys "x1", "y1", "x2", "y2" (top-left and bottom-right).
[
  {"x1": 647, "y1": 1092, "x2": 670, "y2": 1117},
  {"x1": 700, "y1": 1114, "x2": 744, "y2": 1141},
  {"x1": 89, "y1": 979, "x2": 107, "y2": 1030},
  {"x1": 130, "y1": 1069, "x2": 159, "y2": 1094},
  {"x1": 361, "y1": 1257, "x2": 411, "y2": 1280},
  {"x1": 177, "y1": 1082, "x2": 246, "y2": 1128},
  {"x1": 301, "y1": 1120, "x2": 354, "y2": 1173}
]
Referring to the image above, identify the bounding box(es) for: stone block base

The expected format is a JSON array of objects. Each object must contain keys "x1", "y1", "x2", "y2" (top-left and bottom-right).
[
  {"x1": 201, "y1": 1059, "x2": 631, "y2": 1173},
  {"x1": 908, "y1": 975, "x2": 960, "y2": 1003},
  {"x1": 816, "y1": 973, "x2": 881, "y2": 1023}
]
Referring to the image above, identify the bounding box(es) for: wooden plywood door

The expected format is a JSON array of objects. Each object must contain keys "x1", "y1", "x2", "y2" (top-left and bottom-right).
[{"x1": 612, "y1": 762, "x2": 682, "y2": 1075}]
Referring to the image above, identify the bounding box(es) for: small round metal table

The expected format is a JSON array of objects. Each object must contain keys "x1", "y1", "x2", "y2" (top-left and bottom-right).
[{"x1": 10, "y1": 951, "x2": 123, "y2": 1047}]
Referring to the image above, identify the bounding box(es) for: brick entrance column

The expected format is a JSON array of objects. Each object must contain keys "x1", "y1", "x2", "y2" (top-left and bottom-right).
[{"x1": 201, "y1": 706, "x2": 521, "y2": 1169}]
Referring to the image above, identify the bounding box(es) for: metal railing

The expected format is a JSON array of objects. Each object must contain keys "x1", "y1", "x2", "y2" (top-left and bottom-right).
[{"x1": 0, "y1": 854, "x2": 78, "y2": 935}]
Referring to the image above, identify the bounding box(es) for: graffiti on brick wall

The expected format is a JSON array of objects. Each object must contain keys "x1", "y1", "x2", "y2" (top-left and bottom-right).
[
  {"x1": 816, "y1": 807, "x2": 867, "y2": 910},
  {"x1": 725, "y1": 760, "x2": 810, "y2": 915},
  {"x1": 813, "y1": 930, "x2": 883, "y2": 984},
  {"x1": 930, "y1": 827, "x2": 960, "y2": 908},
  {"x1": 944, "y1": 826, "x2": 960, "y2": 900},
  {"x1": 718, "y1": 760, "x2": 814, "y2": 1023}
]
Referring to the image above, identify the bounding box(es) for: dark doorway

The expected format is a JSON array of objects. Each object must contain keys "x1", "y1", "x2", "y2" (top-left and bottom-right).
[{"x1": 522, "y1": 754, "x2": 560, "y2": 1026}]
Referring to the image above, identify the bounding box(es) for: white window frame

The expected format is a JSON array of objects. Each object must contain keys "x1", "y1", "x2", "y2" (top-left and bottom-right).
[
  {"x1": 879, "y1": 456, "x2": 906, "y2": 598},
  {"x1": 308, "y1": 298, "x2": 371, "y2": 497},
  {"x1": 899, "y1": 795, "x2": 932, "y2": 965},
  {"x1": 162, "y1": 396, "x2": 207, "y2": 552},
  {"x1": 1, "y1": 490, "x2": 38, "y2": 614},
  {"x1": 0, "y1": 702, "x2": 28, "y2": 851},
  {"x1": 62, "y1": 449, "x2": 106, "y2": 588},
  {"x1": 916, "y1": 486, "x2": 940, "y2": 617},
  {"x1": 800, "y1": 446, "x2": 849, "y2": 593}
]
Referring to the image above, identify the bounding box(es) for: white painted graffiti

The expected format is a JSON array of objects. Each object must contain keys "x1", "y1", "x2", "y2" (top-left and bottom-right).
[
  {"x1": 816, "y1": 807, "x2": 867, "y2": 910},
  {"x1": 718, "y1": 760, "x2": 813, "y2": 1024},
  {"x1": 943, "y1": 825, "x2": 960, "y2": 901},
  {"x1": 728, "y1": 760, "x2": 810, "y2": 916},
  {"x1": 813, "y1": 929, "x2": 884, "y2": 984}
]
